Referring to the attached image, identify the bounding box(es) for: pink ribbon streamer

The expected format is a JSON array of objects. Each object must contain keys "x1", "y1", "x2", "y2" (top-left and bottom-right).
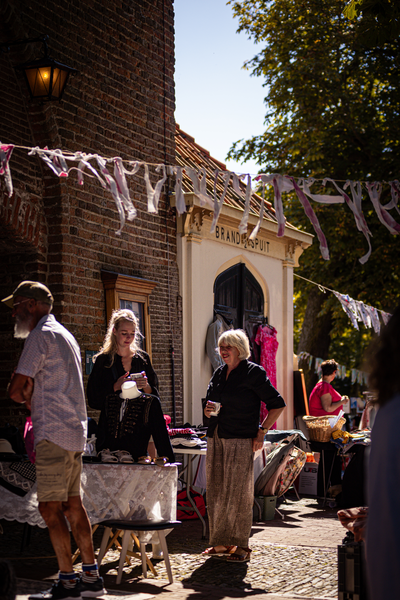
[
  {"x1": 386, "y1": 181, "x2": 400, "y2": 215},
  {"x1": 256, "y1": 174, "x2": 292, "y2": 237},
  {"x1": 29, "y1": 147, "x2": 69, "y2": 177},
  {"x1": 0, "y1": 143, "x2": 15, "y2": 197},
  {"x1": 366, "y1": 182, "x2": 400, "y2": 235},
  {"x1": 95, "y1": 156, "x2": 129, "y2": 235},
  {"x1": 301, "y1": 178, "x2": 344, "y2": 204},
  {"x1": 238, "y1": 174, "x2": 253, "y2": 235},
  {"x1": 249, "y1": 181, "x2": 265, "y2": 241},
  {"x1": 286, "y1": 176, "x2": 330, "y2": 260},
  {"x1": 323, "y1": 179, "x2": 373, "y2": 265},
  {"x1": 75, "y1": 152, "x2": 107, "y2": 186},
  {"x1": 113, "y1": 158, "x2": 137, "y2": 221}
]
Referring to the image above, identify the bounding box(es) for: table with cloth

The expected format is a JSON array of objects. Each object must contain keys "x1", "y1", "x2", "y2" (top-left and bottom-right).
[{"x1": 0, "y1": 461, "x2": 178, "y2": 536}]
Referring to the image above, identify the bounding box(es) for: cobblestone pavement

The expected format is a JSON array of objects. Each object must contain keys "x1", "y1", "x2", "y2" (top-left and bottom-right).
[
  {"x1": 99, "y1": 538, "x2": 338, "y2": 598},
  {"x1": 90, "y1": 497, "x2": 342, "y2": 599},
  {"x1": 2, "y1": 496, "x2": 344, "y2": 600}
]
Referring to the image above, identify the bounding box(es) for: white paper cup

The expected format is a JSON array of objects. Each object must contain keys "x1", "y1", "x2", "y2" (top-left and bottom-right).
[{"x1": 209, "y1": 402, "x2": 221, "y2": 416}]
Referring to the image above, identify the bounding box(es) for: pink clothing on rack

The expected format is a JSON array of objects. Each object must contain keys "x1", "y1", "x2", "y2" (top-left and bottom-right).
[{"x1": 255, "y1": 325, "x2": 279, "y2": 428}]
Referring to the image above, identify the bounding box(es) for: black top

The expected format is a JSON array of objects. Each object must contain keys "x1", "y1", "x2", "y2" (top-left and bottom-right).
[
  {"x1": 87, "y1": 352, "x2": 174, "y2": 462},
  {"x1": 205, "y1": 359, "x2": 286, "y2": 439}
]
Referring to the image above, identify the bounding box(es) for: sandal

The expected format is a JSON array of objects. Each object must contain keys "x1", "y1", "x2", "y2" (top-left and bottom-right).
[
  {"x1": 113, "y1": 450, "x2": 134, "y2": 463},
  {"x1": 99, "y1": 449, "x2": 118, "y2": 463},
  {"x1": 154, "y1": 456, "x2": 170, "y2": 466},
  {"x1": 202, "y1": 545, "x2": 236, "y2": 557},
  {"x1": 137, "y1": 455, "x2": 152, "y2": 465},
  {"x1": 227, "y1": 547, "x2": 252, "y2": 562}
]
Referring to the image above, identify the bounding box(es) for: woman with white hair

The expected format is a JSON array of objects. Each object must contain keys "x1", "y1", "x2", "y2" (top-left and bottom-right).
[
  {"x1": 203, "y1": 329, "x2": 285, "y2": 562},
  {"x1": 87, "y1": 309, "x2": 174, "y2": 463}
]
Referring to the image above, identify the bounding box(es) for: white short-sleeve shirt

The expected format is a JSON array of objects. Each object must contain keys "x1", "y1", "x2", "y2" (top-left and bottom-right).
[{"x1": 16, "y1": 314, "x2": 87, "y2": 451}]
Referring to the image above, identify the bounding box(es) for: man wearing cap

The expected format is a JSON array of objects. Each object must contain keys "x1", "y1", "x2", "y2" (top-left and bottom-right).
[{"x1": 3, "y1": 281, "x2": 104, "y2": 600}]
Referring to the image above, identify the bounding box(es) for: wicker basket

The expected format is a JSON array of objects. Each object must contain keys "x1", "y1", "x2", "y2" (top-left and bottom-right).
[{"x1": 302, "y1": 415, "x2": 346, "y2": 443}]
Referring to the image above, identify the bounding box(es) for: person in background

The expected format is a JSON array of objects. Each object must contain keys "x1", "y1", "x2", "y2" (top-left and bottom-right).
[
  {"x1": 365, "y1": 303, "x2": 400, "y2": 599},
  {"x1": 309, "y1": 359, "x2": 349, "y2": 416},
  {"x1": 309, "y1": 359, "x2": 349, "y2": 504},
  {"x1": 4, "y1": 281, "x2": 104, "y2": 600},
  {"x1": 87, "y1": 308, "x2": 174, "y2": 464},
  {"x1": 202, "y1": 329, "x2": 285, "y2": 562}
]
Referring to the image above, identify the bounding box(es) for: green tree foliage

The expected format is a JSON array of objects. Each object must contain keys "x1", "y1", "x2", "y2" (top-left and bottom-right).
[
  {"x1": 228, "y1": 0, "x2": 400, "y2": 392},
  {"x1": 344, "y1": 0, "x2": 400, "y2": 46}
]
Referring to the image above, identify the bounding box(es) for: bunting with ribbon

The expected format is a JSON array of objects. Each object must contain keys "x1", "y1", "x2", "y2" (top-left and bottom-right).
[
  {"x1": 1, "y1": 142, "x2": 399, "y2": 262},
  {"x1": 297, "y1": 351, "x2": 369, "y2": 386}
]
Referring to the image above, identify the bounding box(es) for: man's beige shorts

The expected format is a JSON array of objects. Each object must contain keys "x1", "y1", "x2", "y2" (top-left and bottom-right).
[{"x1": 35, "y1": 440, "x2": 82, "y2": 502}]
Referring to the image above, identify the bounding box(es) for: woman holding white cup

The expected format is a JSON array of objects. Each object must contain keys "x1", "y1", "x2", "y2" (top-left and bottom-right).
[
  {"x1": 87, "y1": 309, "x2": 174, "y2": 464},
  {"x1": 203, "y1": 329, "x2": 285, "y2": 562}
]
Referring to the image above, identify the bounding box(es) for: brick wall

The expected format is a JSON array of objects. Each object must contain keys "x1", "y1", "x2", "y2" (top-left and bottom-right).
[{"x1": 0, "y1": 0, "x2": 183, "y2": 435}]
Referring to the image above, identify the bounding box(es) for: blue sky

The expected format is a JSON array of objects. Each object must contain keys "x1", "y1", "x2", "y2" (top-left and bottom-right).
[{"x1": 174, "y1": 0, "x2": 266, "y2": 176}]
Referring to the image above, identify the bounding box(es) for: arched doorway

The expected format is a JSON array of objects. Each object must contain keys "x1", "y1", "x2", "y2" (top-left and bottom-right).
[{"x1": 213, "y1": 263, "x2": 265, "y2": 362}]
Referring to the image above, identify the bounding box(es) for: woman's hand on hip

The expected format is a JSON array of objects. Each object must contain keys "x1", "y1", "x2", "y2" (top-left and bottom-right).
[{"x1": 252, "y1": 428, "x2": 265, "y2": 452}]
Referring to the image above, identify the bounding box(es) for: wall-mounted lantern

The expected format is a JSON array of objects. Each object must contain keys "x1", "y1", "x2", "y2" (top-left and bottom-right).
[{"x1": 0, "y1": 35, "x2": 77, "y2": 101}]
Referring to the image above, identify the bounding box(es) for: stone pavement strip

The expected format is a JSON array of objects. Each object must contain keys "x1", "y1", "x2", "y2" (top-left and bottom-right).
[{"x1": 3, "y1": 497, "x2": 344, "y2": 600}]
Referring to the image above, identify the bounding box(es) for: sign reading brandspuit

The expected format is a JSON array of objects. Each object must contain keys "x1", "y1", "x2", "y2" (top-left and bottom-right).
[{"x1": 214, "y1": 225, "x2": 270, "y2": 254}]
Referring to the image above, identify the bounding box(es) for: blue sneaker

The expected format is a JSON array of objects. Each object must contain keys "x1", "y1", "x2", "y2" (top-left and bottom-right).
[
  {"x1": 29, "y1": 580, "x2": 81, "y2": 600},
  {"x1": 79, "y1": 576, "x2": 105, "y2": 598}
]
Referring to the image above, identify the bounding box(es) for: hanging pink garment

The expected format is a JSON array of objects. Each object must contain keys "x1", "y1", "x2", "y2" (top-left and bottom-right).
[{"x1": 255, "y1": 325, "x2": 279, "y2": 429}]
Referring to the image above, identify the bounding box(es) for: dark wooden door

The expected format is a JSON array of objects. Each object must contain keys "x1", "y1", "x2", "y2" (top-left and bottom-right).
[{"x1": 213, "y1": 264, "x2": 264, "y2": 361}]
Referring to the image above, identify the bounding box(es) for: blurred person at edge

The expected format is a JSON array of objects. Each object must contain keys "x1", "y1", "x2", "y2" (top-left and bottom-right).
[
  {"x1": 309, "y1": 359, "x2": 349, "y2": 504},
  {"x1": 202, "y1": 329, "x2": 285, "y2": 563},
  {"x1": 4, "y1": 281, "x2": 104, "y2": 600},
  {"x1": 366, "y1": 303, "x2": 400, "y2": 599}
]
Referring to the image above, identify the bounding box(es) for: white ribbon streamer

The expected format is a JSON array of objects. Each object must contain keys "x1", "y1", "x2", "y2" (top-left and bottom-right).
[
  {"x1": 144, "y1": 164, "x2": 167, "y2": 214},
  {"x1": 210, "y1": 170, "x2": 232, "y2": 234}
]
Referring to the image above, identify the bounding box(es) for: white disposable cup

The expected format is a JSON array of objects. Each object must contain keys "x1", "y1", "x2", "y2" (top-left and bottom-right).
[{"x1": 209, "y1": 402, "x2": 221, "y2": 416}]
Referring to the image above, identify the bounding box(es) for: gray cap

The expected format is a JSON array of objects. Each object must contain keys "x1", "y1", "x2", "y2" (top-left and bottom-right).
[{"x1": 1, "y1": 280, "x2": 54, "y2": 309}]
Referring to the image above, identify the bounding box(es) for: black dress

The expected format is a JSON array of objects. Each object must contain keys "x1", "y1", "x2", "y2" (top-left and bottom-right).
[{"x1": 87, "y1": 352, "x2": 174, "y2": 462}]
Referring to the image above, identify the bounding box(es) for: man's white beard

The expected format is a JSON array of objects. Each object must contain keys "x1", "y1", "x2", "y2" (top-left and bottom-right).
[{"x1": 14, "y1": 317, "x2": 32, "y2": 339}]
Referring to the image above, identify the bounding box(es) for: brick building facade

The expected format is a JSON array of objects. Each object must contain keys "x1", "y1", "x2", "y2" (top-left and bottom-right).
[{"x1": 0, "y1": 0, "x2": 183, "y2": 434}]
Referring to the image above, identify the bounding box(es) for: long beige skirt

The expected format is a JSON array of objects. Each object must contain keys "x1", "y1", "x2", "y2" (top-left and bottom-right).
[{"x1": 206, "y1": 428, "x2": 254, "y2": 548}]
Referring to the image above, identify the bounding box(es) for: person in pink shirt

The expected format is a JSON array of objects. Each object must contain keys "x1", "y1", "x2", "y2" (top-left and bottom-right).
[
  {"x1": 308, "y1": 359, "x2": 349, "y2": 505},
  {"x1": 309, "y1": 359, "x2": 349, "y2": 416}
]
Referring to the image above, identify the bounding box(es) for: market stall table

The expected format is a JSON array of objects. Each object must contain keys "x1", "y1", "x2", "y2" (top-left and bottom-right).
[
  {"x1": 0, "y1": 461, "x2": 178, "y2": 527},
  {"x1": 0, "y1": 460, "x2": 178, "y2": 567}
]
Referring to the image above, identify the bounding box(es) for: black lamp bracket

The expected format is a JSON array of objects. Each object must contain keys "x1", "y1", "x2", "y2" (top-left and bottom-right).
[{"x1": 0, "y1": 35, "x2": 49, "y2": 56}]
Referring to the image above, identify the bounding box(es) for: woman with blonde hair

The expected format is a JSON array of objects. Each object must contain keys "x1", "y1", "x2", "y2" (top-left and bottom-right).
[
  {"x1": 203, "y1": 329, "x2": 285, "y2": 562},
  {"x1": 87, "y1": 309, "x2": 174, "y2": 463}
]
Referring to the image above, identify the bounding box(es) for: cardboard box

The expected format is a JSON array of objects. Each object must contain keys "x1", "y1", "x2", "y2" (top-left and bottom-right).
[{"x1": 297, "y1": 462, "x2": 318, "y2": 496}]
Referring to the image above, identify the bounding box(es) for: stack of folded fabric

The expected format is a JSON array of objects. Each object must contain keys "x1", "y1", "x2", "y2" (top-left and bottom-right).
[{"x1": 168, "y1": 427, "x2": 207, "y2": 450}]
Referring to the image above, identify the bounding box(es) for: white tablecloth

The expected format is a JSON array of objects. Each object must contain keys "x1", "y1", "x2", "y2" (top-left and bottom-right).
[{"x1": 0, "y1": 462, "x2": 177, "y2": 528}]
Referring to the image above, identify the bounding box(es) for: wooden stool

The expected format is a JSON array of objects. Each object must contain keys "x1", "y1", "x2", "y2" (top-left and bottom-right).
[{"x1": 97, "y1": 519, "x2": 181, "y2": 584}]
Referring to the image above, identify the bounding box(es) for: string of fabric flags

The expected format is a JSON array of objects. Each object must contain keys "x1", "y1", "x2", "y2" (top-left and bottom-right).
[
  {"x1": 294, "y1": 273, "x2": 392, "y2": 335},
  {"x1": 297, "y1": 352, "x2": 369, "y2": 386},
  {"x1": 1, "y1": 142, "x2": 399, "y2": 260}
]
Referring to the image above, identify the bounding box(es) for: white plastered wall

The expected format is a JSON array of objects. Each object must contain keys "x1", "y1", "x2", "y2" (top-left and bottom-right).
[{"x1": 177, "y1": 234, "x2": 294, "y2": 429}]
